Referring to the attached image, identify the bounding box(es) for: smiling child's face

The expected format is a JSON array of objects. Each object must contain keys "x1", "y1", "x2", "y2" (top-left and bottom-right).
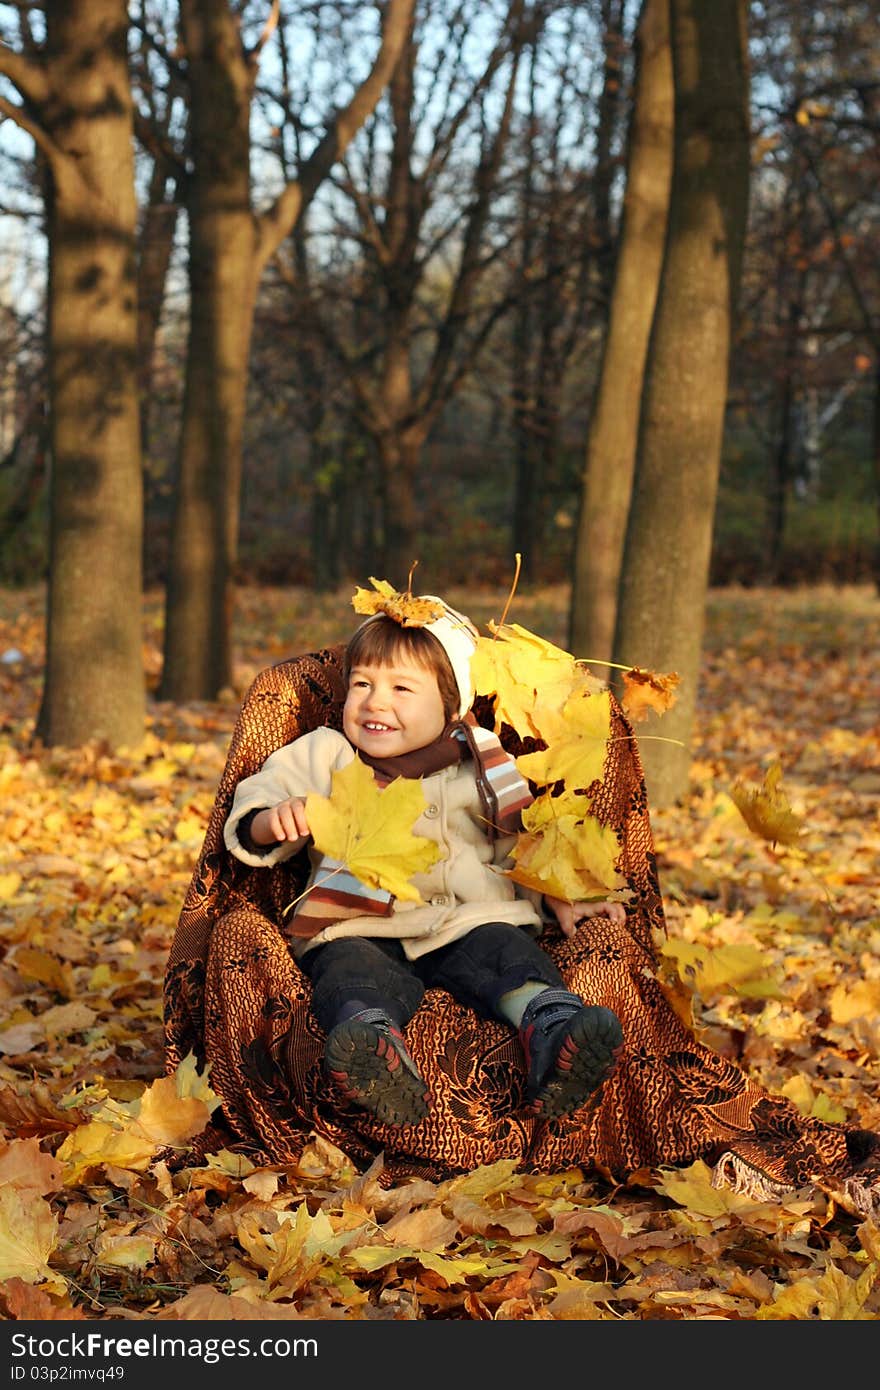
[{"x1": 342, "y1": 654, "x2": 447, "y2": 758}]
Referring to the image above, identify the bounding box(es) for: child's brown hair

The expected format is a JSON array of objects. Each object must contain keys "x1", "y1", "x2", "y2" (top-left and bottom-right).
[{"x1": 344, "y1": 617, "x2": 460, "y2": 724}]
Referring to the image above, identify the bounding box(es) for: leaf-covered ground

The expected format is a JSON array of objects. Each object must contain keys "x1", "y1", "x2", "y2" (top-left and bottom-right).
[{"x1": 0, "y1": 582, "x2": 878, "y2": 1321}]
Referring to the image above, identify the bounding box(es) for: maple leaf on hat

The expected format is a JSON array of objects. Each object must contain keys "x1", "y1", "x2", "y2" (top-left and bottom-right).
[
  {"x1": 620, "y1": 666, "x2": 680, "y2": 722},
  {"x1": 730, "y1": 761, "x2": 804, "y2": 848},
  {"x1": 305, "y1": 756, "x2": 444, "y2": 902},
  {"x1": 351, "y1": 577, "x2": 445, "y2": 627}
]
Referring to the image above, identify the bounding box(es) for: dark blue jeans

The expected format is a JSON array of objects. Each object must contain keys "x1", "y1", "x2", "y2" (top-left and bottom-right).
[{"x1": 299, "y1": 922, "x2": 563, "y2": 1034}]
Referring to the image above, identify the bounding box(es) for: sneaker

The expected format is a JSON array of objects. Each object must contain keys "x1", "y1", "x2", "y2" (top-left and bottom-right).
[
  {"x1": 323, "y1": 1008, "x2": 428, "y2": 1127},
  {"x1": 520, "y1": 989, "x2": 623, "y2": 1119}
]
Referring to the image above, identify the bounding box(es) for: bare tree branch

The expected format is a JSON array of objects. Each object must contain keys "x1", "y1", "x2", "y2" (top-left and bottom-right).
[
  {"x1": 247, "y1": 0, "x2": 280, "y2": 63},
  {"x1": 254, "y1": 0, "x2": 416, "y2": 270},
  {"x1": 0, "y1": 42, "x2": 48, "y2": 106}
]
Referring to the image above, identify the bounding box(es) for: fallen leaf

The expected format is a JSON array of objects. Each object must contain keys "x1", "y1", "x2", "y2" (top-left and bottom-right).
[
  {"x1": 756, "y1": 1262, "x2": 878, "y2": 1319},
  {"x1": 9, "y1": 947, "x2": 75, "y2": 998},
  {"x1": 731, "y1": 762, "x2": 804, "y2": 847},
  {"x1": 0, "y1": 1278, "x2": 85, "y2": 1320},
  {"x1": 0, "y1": 1188, "x2": 62, "y2": 1290},
  {"x1": 829, "y1": 980, "x2": 880, "y2": 1025},
  {"x1": 620, "y1": 667, "x2": 680, "y2": 722},
  {"x1": 0, "y1": 1022, "x2": 45, "y2": 1055},
  {"x1": 0, "y1": 1137, "x2": 63, "y2": 1196},
  {"x1": 243, "y1": 1170, "x2": 280, "y2": 1200},
  {"x1": 133, "y1": 1070, "x2": 221, "y2": 1147},
  {"x1": 155, "y1": 1286, "x2": 315, "y2": 1320},
  {"x1": 93, "y1": 1232, "x2": 157, "y2": 1271}
]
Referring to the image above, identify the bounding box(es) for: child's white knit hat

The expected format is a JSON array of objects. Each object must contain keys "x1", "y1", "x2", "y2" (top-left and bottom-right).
[
  {"x1": 421, "y1": 598, "x2": 480, "y2": 718},
  {"x1": 351, "y1": 581, "x2": 480, "y2": 718}
]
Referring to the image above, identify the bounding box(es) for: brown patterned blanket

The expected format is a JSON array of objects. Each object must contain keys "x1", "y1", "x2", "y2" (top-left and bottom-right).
[{"x1": 163, "y1": 645, "x2": 880, "y2": 1212}]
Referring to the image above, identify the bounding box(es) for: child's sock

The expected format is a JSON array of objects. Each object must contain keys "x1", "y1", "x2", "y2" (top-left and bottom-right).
[{"x1": 496, "y1": 980, "x2": 552, "y2": 1028}]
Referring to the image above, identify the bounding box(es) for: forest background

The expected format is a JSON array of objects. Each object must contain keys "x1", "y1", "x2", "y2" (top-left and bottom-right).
[{"x1": 1, "y1": 1, "x2": 876, "y2": 603}]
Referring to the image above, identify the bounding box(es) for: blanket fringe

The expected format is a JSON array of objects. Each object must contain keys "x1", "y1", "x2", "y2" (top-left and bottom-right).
[
  {"x1": 711, "y1": 1151, "x2": 799, "y2": 1204},
  {"x1": 713, "y1": 1152, "x2": 880, "y2": 1220},
  {"x1": 840, "y1": 1175, "x2": 880, "y2": 1221}
]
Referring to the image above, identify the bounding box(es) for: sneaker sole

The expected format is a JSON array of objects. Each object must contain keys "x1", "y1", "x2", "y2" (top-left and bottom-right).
[
  {"x1": 324, "y1": 1020, "x2": 428, "y2": 1127},
  {"x1": 528, "y1": 1006, "x2": 623, "y2": 1119}
]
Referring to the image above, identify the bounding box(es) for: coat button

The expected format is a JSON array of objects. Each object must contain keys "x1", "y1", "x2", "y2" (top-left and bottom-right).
[
  {"x1": 425, "y1": 803, "x2": 440, "y2": 817},
  {"x1": 430, "y1": 893, "x2": 449, "y2": 907}
]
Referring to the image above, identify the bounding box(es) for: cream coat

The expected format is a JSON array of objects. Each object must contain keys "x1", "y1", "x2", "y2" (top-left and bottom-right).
[{"x1": 223, "y1": 726, "x2": 544, "y2": 960}]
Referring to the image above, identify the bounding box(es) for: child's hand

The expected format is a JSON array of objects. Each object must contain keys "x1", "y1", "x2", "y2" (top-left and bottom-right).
[
  {"x1": 543, "y1": 893, "x2": 627, "y2": 937},
  {"x1": 250, "y1": 797, "x2": 310, "y2": 846}
]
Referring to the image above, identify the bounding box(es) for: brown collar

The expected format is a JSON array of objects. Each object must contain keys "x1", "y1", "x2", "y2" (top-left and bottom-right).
[{"x1": 356, "y1": 723, "x2": 466, "y2": 784}]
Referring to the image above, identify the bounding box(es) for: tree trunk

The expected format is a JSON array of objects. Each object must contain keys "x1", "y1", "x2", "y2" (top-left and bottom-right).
[
  {"x1": 611, "y1": 0, "x2": 750, "y2": 806},
  {"x1": 160, "y1": 0, "x2": 415, "y2": 699},
  {"x1": 871, "y1": 357, "x2": 880, "y2": 595},
  {"x1": 512, "y1": 44, "x2": 538, "y2": 579},
  {"x1": 159, "y1": 0, "x2": 256, "y2": 701},
  {"x1": 137, "y1": 160, "x2": 180, "y2": 458},
  {"x1": 591, "y1": 0, "x2": 628, "y2": 313},
  {"x1": 35, "y1": 0, "x2": 145, "y2": 748},
  {"x1": 569, "y1": 0, "x2": 672, "y2": 663},
  {"x1": 376, "y1": 427, "x2": 424, "y2": 573},
  {"x1": 765, "y1": 375, "x2": 793, "y2": 585}
]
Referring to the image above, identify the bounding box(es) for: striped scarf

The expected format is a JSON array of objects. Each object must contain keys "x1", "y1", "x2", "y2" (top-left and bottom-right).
[{"x1": 284, "y1": 719, "x2": 532, "y2": 942}]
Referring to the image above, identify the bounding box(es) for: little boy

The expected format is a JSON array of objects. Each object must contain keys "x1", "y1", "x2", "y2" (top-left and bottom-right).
[{"x1": 224, "y1": 592, "x2": 624, "y2": 1127}]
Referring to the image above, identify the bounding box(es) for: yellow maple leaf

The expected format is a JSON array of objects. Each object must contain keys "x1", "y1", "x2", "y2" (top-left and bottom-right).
[
  {"x1": 676, "y1": 936, "x2": 783, "y2": 1000},
  {"x1": 0, "y1": 871, "x2": 22, "y2": 900},
  {"x1": 505, "y1": 790, "x2": 627, "y2": 901},
  {"x1": 56, "y1": 1055, "x2": 220, "y2": 1183},
  {"x1": 93, "y1": 1232, "x2": 158, "y2": 1271},
  {"x1": 445, "y1": 1158, "x2": 522, "y2": 1198},
  {"x1": 0, "y1": 1137, "x2": 63, "y2": 1197},
  {"x1": 0, "y1": 1187, "x2": 63, "y2": 1290},
  {"x1": 620, "y1": 666, "x2": 680, "y2": 722},
  {"x1": 11, "y1": 946, "x2": 75, "y2": 997},
  {"x1": 471, "y1": 623, "x2": 601, "y2": 738},
  {"x1": 756, "y1": 1263, "x2": 878, "y2": 1320},
  {"x1": 351, "y1": 577, "x2": 445, "y2": 627},
  {"x1": 507, "y1": 817, "x2": 592, "y2": 901},
  {"x1": 56, "y1": 1117, "x2": 157, "y2": 1183},
  {"x1": 660, "y1": 939, "x2": 782, "y2": 1001},
  {"x1": 829, "y1": 979, "x2": 880, "y2": 1025},
  {"x1": 508, "y1": 816, "x2": 625, "y2": 902},
  {"x1": 130, "y1": 1065, "x2": 221, "y2": 1147},
  {"x1": 654, "y1": 1159, "x2": 750, "y2": 1216},
  {"x1": 305, "y1": 757, "x2": 444, "y2": 902},
  {"x1": 780, "y1": 1075, "x2": 847, "y2": 1124},
  {"x1": 516, "y1": 689, "x2": 612, "y2": 791},
  {"x1": 731, "y1": 761, "x2": 804, "y2": 847},
  {"x1": 235, "y1": 1203, "x2": 346, "y2": 1291}
]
